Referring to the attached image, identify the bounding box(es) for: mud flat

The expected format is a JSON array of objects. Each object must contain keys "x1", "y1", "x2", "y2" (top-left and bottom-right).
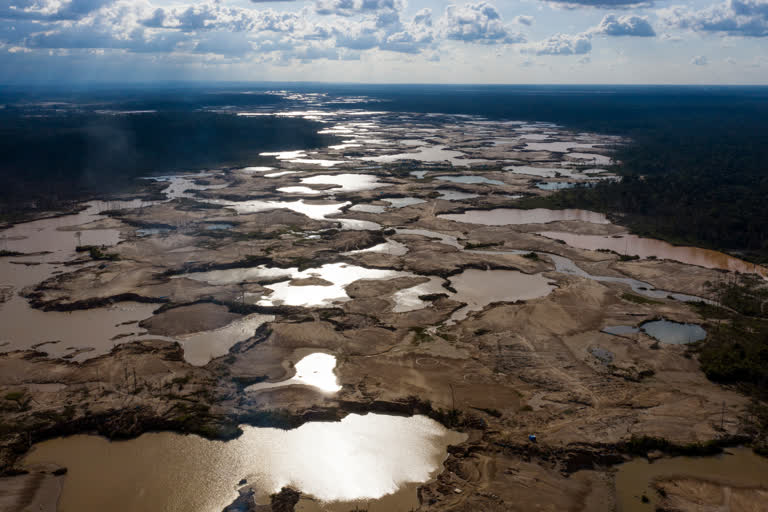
[
  {"x1": 440, "y1": 208, "x2": 610, "y2": 226},
  {"x1": 1, "y1": 102, "x2": 766, "y2": 512},
  {"x1": 538, "y1": 231, "x2": 768, "y2": 278},
  {"x1": 615, "y1": 447, "x2": 768, "y2": 512}
]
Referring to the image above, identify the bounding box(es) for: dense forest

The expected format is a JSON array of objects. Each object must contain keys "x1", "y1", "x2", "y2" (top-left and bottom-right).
[
  {"x1": 0, "y1": 89, "x2": 336, "y2": 217},
  {"x1": 515, "y1": 109, "x2": 768, "y2": 262},
  {"x1": 2, "y1": 84, "x2": 768, "y2": 261},
  {"x1": 694, "y1": 276, "x2": 768, "y2": 452},
  {"x1": 328, "y1": 85, "x2": 768, "y2": 262}
]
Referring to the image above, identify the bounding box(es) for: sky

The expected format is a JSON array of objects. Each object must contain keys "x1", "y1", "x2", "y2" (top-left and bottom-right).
[{"x1": 0, "y1": 0, "x2": 767, "y2": 84}]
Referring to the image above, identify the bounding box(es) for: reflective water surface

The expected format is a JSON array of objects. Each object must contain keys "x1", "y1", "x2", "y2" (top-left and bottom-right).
[
  {"x1": 178, "y1": 313, "x2": 274, "y2": 366},
  {"x1": 448, "y1": 269, "x2": 556, "y2": 322},
  {"x1": 641, "y1": 319, "x2": 707, "y2": 345},
  {"x1": 440, "y1": 208, "x2": 610, "y2": 225},
  {"x1": 22, "y1": 414, "x2": 466, "y2": 512},
  {"x1": 247, "y1": 352, "x2": 341, "y2": 393},
  {"x1": 523, "y1": 141, "x2": 596, "y2": 152},
  {"x1": 436, "y1": 175, "x2": 504, "y2": 186},
  {"x1": 362, "y1": 145, "x2": 493, "y2": 166},
  {"x1": 300, "y1": 174, "x2": 384, "y2": 193},
  {"x1": 536, "y1": 231, "x2": 768, "y2": 278},
  {"x1": 436, "y1": 189, "x2": 480, "y2": 201}
]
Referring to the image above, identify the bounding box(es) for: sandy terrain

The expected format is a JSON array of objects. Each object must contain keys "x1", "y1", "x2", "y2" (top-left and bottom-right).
[{"x1": 0, "y1": 109, "x2": 763, "y2": 512}]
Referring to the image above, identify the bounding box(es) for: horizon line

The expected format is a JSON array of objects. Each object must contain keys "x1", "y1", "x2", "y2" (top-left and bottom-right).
[{"x1": 3, "y1": 80, "x2": 768, "y2": 88}]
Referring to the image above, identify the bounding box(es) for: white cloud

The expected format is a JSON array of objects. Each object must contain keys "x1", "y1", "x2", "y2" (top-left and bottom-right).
[
  {"x1": 539, "y1": 0, "x2": 652, "y2": 8},
  {"x1": 522, "y1": 32, "x2": 592, "y2": 55},
  {"x1": 194, "y1": 31, "x2": 254, "y2": 56},
  {"x1": 413, "y1": 8, "x2": 432, "y2": 26},
  {"x1": 440, "y1": 2, "x2": 524, "y2": 44},
  {"x1": 513, "y1": 15, "x2": 534, "y2": 26},
  {"x1": 314, "y1": 0, "x2": 405, "y2": 16},
  {"x1": 0, "y1": 0, "x2": 115, "y2": 21},
  {"x1": 660, "y1": 0, "x2": 768, "y2": 37},
  {"x1": 590, "y1": 14, "x2": 656, "y2": 36}
]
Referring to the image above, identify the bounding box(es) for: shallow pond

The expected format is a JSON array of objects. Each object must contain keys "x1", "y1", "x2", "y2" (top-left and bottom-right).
[
  {"x1": 436, "y1": 176, "x2": 504, "y2": 186},
  {"x1": 536, "y1": 232, "x2": 768, "y2": 278},
  {"x1": 203, "y1": 223, "x2": 235, "y2": 231},
  {"x1": 0, "y1": 276, "x2": 158, "y2": 361},
  {"x1": 216, "y1": 199, "x2": 348, "y2": 221},
  {"x1": 149, "y1": 175, "x2": 228, "y2": 200},
  {"x1": 241, "y1": 166, "x2": 275, "y2": 173},
  {"x1": 524, "y1": 141, "x2": 597, "y2": 152},
  {"x1": 247, "y1": 352, "x2": 341, "y2": 393},
  {"x1": 22, "y1": 414, "x2": 466, "y2": 512},
  {"x1": 436, "y1": 189, "x2": 480, "y2": 201},
  {"x1": 641, "y1": 320, "x2": 707, "y2": 345},
  {"x1": 258, "y1": 263, "x2": 408, "y2": 307},
  {"x1": 287, "y1": 158, "x2": 346, "y2": 167},
  {"x1": 345, "y1": 239, "x2": 409, "y2": 256},
  {"x1": 178, "y1": 314, "x2": 275, "y2": 366},
  {"x1": 545, "y1": 253, "x2": 708, "y2": 303},
  {"x1": 536, "y1": 182, "x2": 579, "y2": 190},
  {"x1": 182, "y1": 263, "x2": 413, "y2": 308},
  {"x1": 363, "y1": 145, "x2": 493, "y2": 167},
  {"x1": 260, "y1": 150, "x2": 307, "y2": 160},
  {"x1": 0, "y1": 203, "x2": 125, "y2": 255},
  {"x1": 349, "y1": 204, "x2": 387, "y2": 214},
  {"x1": 614, "y1": 447, "x2": 768, "y2": 512},
  {"x1": 519, "y1": 133, "x2": 550, "y2": 141},
  {"x1": 264, "y1": 171, "x2": 299, "y2": 178},
  {"x1": 333, "y1": 218, "x2": 382, "y2": 231},
  {"x1": 277, "y1": 186, "x2": 324, "y2": 195},
  {"x1": 400, "y1": 139, "x2": 428, "y2": 146},
  {"x1": 383, "y1": 197, "x2": 427, "y2": 208},
  {"x1": 0, "y1": 176, "x2": 231, "y2": 362},
  {"x1": 300, "y1": 174, "x2": 385, "y2": 193},
  {"x1": 213, "y1": 198, "x2": 378, "y2": 231},
  {"x1": 392, "y1": 276, "x2": 447, "y2": 313},
  {"x1": 136, "y1": 227, "x2": 173, "y2": 237},
  {"x1": 448, "y1": 269, "x2": 556, "y2": 322},
  {"x1": 440, "y1": 208, "x2": 610, "y2": 226}
]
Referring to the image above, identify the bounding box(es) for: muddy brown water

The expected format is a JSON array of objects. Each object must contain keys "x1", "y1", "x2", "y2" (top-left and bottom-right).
[
  {"x1": 448, "y1": 269, "x2": 556, "y2": 323},
  {"x1": 537, "y1": 231, "x2": 768, "y2": 278},
  {"x1": 614, "y1": 447, "x2": 768, "y2": 512},
  {"x1": 440, "y1": 208, "x2": 610, "y2": 226},
  {"x1": 0, "y1": 175, "x2": 225, "y2": 361},
  {"x1": 178, "y1": 313, "x2": 275, "y2": 366},
  {"x1": 22, "y1": 414, "x2": 466, "y2": 512}
]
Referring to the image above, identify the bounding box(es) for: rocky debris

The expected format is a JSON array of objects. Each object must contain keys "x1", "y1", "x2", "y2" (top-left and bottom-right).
[{"x1": 222, "y1": 487, "x2": 300, "y2": 512}]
